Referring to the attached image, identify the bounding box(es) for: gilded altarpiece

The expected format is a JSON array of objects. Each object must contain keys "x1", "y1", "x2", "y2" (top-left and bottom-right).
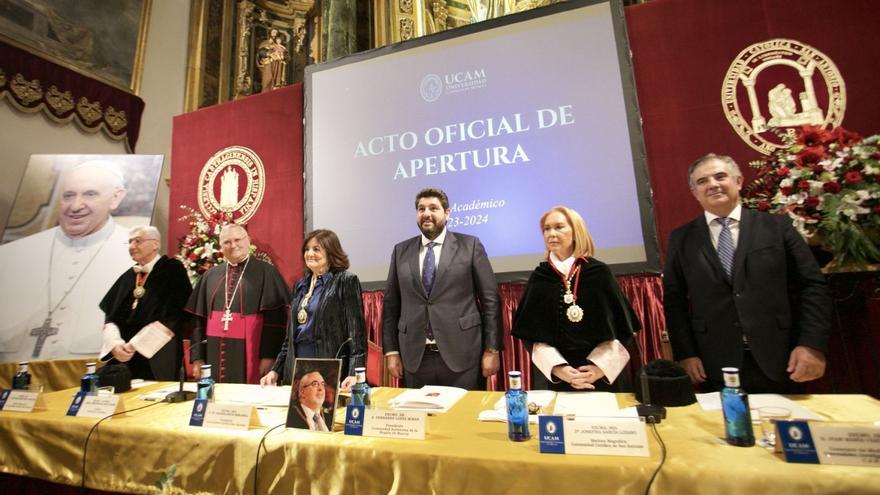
[
  {"x1": 185, "y1": 0, "x2": 317, "y2": 111},
  {"x1": 371, "y1": 0, "x2": 560, "y2": 44}
]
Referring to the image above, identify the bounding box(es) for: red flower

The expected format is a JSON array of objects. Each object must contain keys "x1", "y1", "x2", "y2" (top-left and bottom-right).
[
  {"x1": 823, "y1": 182, "x2": 842, "y2": 193},
  {"x1": 804, "y1": 196, "x2": 820, "y2": 208},
  {"x1": 845, "y1": 171, "x2": 863, "y2": 184},
  {"x1": 873, "y1": 205, "x2": 880, "y2": 215},
  {"x1": 777, "y1": 166, "x2": 790, "y2": 176},
  {"x1": 796, "y1": 147, "x2": 827, "y2": 167},
  {"x1": 811, "y1": 165, "x2": 825, "y2": 174},
  {"x1": 797, "y1": 180, "x2": 811, "y2": 190},
  {"x1": 833, "y1": 127, "x2": 862, "y2": 147},
  {"x1": 798, "y1": 125, "x2": 834, "y2": 147},
  {"x1": 758, "y1": 200, "x2": 771, "y2": 211},
  {"x1": 811, "y1": 213, "x2": 821, "y2": 220},
  {"x1": 780, "y1": 186, "x2": 794, "y2": 196}
]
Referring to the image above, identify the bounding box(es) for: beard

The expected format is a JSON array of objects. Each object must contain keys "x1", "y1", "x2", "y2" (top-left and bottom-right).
[{"x1": 418, "y1": 218, "x2": 446, "y2": 239}]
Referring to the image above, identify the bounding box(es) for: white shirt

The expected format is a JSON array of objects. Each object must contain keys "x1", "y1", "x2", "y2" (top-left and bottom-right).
[
  {"x1": 135, "y1": 253, "x2": 161, "y2": 273},
  {"x1": 301, "y1": 403, "x2": 329, "y2": 432},
  {"x1": 704, "y1": 204, "x2": 742, "y2": 250}
]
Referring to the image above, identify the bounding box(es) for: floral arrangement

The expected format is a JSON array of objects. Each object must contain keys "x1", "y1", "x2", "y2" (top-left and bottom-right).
[
  {"x1": 176, "y1": 206, "x2": 259, "y2": 285},
  {"x1": 742, "y1": 125, "x2": 880, "y2": 269}
]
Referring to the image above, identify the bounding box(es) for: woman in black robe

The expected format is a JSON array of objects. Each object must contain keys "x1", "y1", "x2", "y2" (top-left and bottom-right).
[
  {"x1": 512, "y1": 206, "x2": 641, "y2": 391},
  {"x1": 260, "y1": 229, "x2": 366, "y2": 390}
]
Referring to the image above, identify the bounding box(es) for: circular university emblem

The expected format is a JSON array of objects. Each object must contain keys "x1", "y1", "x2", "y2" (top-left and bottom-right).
[
  {"x1": 198, "y1": 146, "x2": 266, "y2": 223},
  {"x1": 788, "y1": 425, "x2": 803, "y2": 441},
  {"x1": 420, "y1": 74, "x2": 443, "y2": 103},
  {"x1": 545, "y1": 420, "x2": 557, "y2": 435},
  {"x1": 721, "y1": 38, "x2": 846, "y2": 155},
  {"x1": 351, "y1": 407, "x2": 360, "y2": 419}
]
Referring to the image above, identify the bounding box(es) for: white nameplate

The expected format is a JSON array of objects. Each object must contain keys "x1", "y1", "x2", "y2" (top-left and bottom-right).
[
  {"x1": 202, "y1": 403, "x2": 262, "y2": 430},
  {"x1": 1, "y1": 390, "x2": 47, "y2": 412},
  {"x1": 563, "y1": 417, "x2": 650, "y2": 457},
  {"x1": 77, "y1": 395, "x2": 125, "y2": 418},
  {"x1": 362, "y1": 409, "x2": 427, "y2": 440},
  {"x1": 810, "y1": 423, "x2": 880, "y2": 467}
]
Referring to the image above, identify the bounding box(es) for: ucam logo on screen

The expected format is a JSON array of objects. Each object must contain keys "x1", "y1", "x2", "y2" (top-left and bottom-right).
[{"x1": 420, "y1": 69, "x2": 488, "y2": 102}]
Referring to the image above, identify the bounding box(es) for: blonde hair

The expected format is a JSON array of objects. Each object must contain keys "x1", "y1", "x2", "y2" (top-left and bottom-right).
[{"x1": 539, "y1": 206, "x2": 595, "y2": 258}]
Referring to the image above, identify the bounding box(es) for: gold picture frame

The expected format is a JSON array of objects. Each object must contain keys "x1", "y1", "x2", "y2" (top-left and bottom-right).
[{"x1": 0, "y1": 0, "x2": 152, "y2": 94}]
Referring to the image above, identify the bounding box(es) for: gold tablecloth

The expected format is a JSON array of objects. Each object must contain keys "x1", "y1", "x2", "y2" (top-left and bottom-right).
[
  {"x1": 0, "y1": 358, "x2": 93, "y2": 391},
  {"x1": 1, "y1": 386, "x2": 879, "y2": 494}
]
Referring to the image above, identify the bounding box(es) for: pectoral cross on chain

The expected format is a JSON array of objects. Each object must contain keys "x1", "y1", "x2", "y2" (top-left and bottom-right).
[
  {"x1": 31, "y1": 317, "x2": 58, "y2": 358},
  {"x1": 221, "y1": 309, "x2": 234, "y2": 331}
]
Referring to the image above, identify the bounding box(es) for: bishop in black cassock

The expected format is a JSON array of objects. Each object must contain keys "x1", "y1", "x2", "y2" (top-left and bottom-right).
[
  {"x1": 99, "y1": 227, "x2": 192, "y2": 380},
  {"x1": 185, "y1": 224, "x2": 289, "y2": 384}
]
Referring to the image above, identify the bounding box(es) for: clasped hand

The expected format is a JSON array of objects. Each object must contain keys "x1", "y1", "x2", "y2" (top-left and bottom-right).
[
  {"x1": 552, "y1": 364, "x2": 604, "y2": 390},
  {"x1": 111, "y1": 343, "x2": 136, "y2": 362}
]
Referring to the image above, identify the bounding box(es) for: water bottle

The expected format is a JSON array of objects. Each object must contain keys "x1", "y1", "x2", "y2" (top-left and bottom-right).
[
  {"x1": 12, "y1": 362, "x2": 31, "y2": 390},
  {"x1": 350, "y1": 367, "x2": 371, "y2": 407},
  {"x1": 505, "y1": 371, "x2": 530, "y2": 441},
  {"x1": 197, "y1": 364, "x2": 215, "y2": 401},
  {"x1": 81, "y1": 362, "x2": 98, "y2": 395},
  {"x1": 720, "y1": 367, "x2": 755, "y2": 447}
]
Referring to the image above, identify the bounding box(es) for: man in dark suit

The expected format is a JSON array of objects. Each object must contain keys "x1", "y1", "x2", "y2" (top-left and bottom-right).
[
  {"x1": 663, "y1": 153, "x2": 831, "y2": 393},
  {"x1": 382, "y1": 188, "x2": 501, "y2": 390}
]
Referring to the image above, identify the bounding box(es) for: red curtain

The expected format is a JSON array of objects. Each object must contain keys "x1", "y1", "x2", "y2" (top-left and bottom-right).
[
  {"x1": 168, "y1": 84, "x2": 304, "y2": 285},
  {"x1": 362, "y1": 275, "x2": 666, "y2": 391},
  {"x1": 0, "y1": 40, "x2": 144, "y2": 151}
]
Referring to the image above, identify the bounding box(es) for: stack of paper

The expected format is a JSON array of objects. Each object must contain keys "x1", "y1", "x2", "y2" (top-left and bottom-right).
[
  {"x1": 553, "y1": 392, "x2": 638, "y2": 418},
  {"x1": 696, "y1": 393, "x2": 825, "y2": 420},
  {"x1": 390, "y1": 386, "x2": 467, "y2": 413}
]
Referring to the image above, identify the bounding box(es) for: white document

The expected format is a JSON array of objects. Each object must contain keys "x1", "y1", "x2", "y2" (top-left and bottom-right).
[
  {"x1": 479, "y1": 390, "x2": 556, "y2": 423},
  {"x1": 553, "y1": 392, "x2": 637, "y2": 418},
  {"x1": 390, "y1": 386, "x2": 467, "y2": 412},
  {"x1": 214, "y1": 384, "x2": 292, "y2": 407},
  {"x1": 696, "y1": 393, "x2": 825, "y2": 420},
  {"x1": 129, "y1": 321, "x2": 174, "y2": 359}
]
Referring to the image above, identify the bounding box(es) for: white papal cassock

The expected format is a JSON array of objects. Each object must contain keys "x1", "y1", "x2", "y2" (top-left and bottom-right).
[{"x1": 0, "y1": 219, "x2": 131, "y2": 363}]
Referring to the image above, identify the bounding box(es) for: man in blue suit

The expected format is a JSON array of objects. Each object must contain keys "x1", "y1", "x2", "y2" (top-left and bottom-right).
[
  {"x1": 382, "y1": 188, "x2": 501, "y2": 390},
  {"x1": 663, "y1": 153, "x2": 831, "y2": 393}
]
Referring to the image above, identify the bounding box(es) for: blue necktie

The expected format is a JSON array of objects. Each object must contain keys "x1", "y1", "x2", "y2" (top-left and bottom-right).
[
  {"x1": 422, "y1": 242, "x2": 437, "y2": 341},
  {"x1": 422, "y1": 242, "x2": 437, "y2": 295},
  {"x1": 716, "y1": 217, "x2": 735, "y2": 278}
]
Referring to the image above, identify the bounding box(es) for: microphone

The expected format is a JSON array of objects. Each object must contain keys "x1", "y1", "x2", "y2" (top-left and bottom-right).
[
  {"x1": 631, "y1": 334, "x2": 666, "y2": 424},
  {"x1": 335, "y1": 337, "x2": 353, "y2": 359},
  {"x1": 165, "y1": 339, "x2": 207, "y2": 403}
]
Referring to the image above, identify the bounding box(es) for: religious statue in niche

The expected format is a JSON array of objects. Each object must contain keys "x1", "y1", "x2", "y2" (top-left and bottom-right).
[
  {"x1": 766, "y1": 83, "x2": 823, "y2": 128},
  {"x1": 256, "y1": 28, "x2": 289, "y2": 92}
]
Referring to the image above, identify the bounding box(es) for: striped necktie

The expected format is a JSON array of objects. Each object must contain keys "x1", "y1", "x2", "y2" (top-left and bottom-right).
[{"x1": 716, "y1": 217, "x2": 735, "y2": 278}]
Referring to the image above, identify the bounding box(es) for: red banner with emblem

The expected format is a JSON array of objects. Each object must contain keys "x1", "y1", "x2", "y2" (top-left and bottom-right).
[
  {"x1": 625, "y1": 0, "x2": 880, "y2": 255},
  {"x1": 168, "y1": 84, "x2": 304, "y2": 285}
]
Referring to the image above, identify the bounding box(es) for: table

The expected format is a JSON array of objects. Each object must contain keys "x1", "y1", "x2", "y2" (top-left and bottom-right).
[{"x1": 1, "y1": 385, "x2": 879, "y2": 494}]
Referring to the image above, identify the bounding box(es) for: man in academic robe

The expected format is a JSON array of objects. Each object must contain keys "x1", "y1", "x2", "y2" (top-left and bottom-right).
[
  {"x1": 663, "y1": 153, "x2": 831, "y2": 393},
  {"x1": 98, "y1": 226, "x2": 192, "y2": 380},
  {"x1": 0, "y1": 160, "x2": 132, "y2": 363},
  {"x1": 382, "y1": 188, "x2": 501, "y2": 390},
  {"x1": 186, "y1": 224, "x2": 288, "y2": 384}
]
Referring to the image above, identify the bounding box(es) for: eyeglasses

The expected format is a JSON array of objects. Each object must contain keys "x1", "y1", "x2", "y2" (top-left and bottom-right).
[
  {"x1": 128, "y1": 237, "x2": 158, "y2": 246},
  {"x1": 301, "y1": 380, "x2": 326, "y2": 389}
]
